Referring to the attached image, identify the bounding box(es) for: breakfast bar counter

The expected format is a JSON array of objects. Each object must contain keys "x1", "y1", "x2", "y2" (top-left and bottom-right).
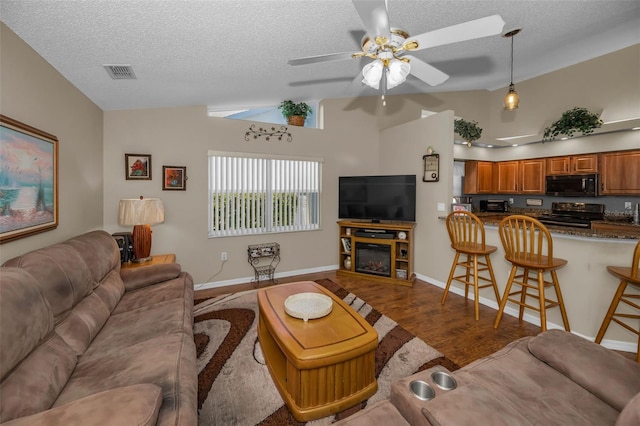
[
  {"x1": 471, "y1": 212, "x2": 640, "y2": 240},
  {"x1": 439, "y1": 211, "x2": 639, "y2": 351}
]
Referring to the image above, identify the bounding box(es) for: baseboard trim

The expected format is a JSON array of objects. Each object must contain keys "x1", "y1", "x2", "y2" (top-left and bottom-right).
[
  {"x1": 416, "y1": 272, "x2": 638, "y2": 355},
  {"x1": 193, "y1": 264, "x2": 339, "y2": 291}
]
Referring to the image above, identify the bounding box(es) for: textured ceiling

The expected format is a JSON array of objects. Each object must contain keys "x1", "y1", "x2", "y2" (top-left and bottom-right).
[{"x1": 1, "y1": 0, "x2": 639, "y2": 112}]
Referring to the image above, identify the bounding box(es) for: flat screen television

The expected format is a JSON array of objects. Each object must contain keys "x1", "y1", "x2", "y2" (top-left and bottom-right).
[{"x1": 339, "y1": 174, "x2": 416, "y2": 222}]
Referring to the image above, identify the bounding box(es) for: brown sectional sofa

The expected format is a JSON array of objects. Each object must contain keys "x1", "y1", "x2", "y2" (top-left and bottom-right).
[
  {"x1": 336, "y1": 330, "x2": 640, "y2": 425},
  {"x1": 0, "y1": 230, "x2": 197, "y2": 426}
]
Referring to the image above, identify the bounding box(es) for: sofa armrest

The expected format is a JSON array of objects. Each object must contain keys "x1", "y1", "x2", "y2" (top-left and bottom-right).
[
  {"x1": 528, "y1": 329, "x2": 640, "y2": 411},
  {"x1": 1, "y1": 384, "x2": 162, "y2": 426},
  {"x1": 120, "y1": 263, "x2": 182, "y2": 292}
]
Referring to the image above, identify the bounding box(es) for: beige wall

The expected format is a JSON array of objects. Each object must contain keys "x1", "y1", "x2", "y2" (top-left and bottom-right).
[
  {"x1": 102, "y1": 98, "x2": 383, "y2": 286},
  {"x1": 0, "y1": 23, "x2": 104, "y2": 263}
]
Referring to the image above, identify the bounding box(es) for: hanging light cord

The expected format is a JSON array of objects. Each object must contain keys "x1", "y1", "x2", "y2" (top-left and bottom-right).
[{"x1": 509, "y1": 35, "x2": 514, "y2": 85}]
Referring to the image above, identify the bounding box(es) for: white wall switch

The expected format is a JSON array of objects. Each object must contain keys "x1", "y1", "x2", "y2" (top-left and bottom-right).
[{"x1": 437, "y1": 202, "x2": 446, "y2": 212}]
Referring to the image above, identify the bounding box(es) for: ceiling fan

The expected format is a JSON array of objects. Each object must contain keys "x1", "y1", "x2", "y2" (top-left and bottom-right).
[{"x1": 288, "y1": 0, "x2": 505, "y2": 92}]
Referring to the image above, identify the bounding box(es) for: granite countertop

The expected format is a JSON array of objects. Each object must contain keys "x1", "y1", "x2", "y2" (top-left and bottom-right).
[{"x1": 444, "y1": 211, "x2": 640, "y2": 240}]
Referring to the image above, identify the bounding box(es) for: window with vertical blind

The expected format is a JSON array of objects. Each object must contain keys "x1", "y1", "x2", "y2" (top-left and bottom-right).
[{"x1": 208, "y1": 151, "x2": 322, "y2": 237}]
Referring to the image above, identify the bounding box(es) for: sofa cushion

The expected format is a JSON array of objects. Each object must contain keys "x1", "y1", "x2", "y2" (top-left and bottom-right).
[
  {"x1": 617, "y1": 392, "x2": 640, "y2": 426},
  {"x1": 82, "y1": 296, "x2": 193, "y2": 360},
  {"x1": 0, "y1": 268, "x2": 78, "y2": 422},
  {"x1": 120, "y1": 263, "x2": 183, "y2": 292},
  {"x1": 54, "y1": 333, "x2": 197, "y2": 426},
  {"x1": 62, "y1": 230, "x2": 121, "y2": 290},
  {"x1": 454, "y1": 337, "x2": 619, "y2": 425},
  {"x1": 420, "y1": 382, "x2": 533, "y2": 426},
  {"x1": 114, "y1": 272, "x2": 193, "y2": 314},
  {"x1": 0, "y1": 268, "x2": 53, "y2": 379},
  {"x1": 2, "y1": 244, "x2": 94, "y2": 322},
  {"x1": 528, "y1": 329, "x2": 640, "y2": 411},
  {"x1": 333, "y1": 400, "x2": 410, "y2": 425},
  {"x1": 2, "y1": 384, "x2": 163, "y2": 426}
]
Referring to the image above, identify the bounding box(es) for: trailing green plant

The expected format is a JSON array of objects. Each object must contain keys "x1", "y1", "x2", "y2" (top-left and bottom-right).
[
  {"x1": 278, "y1": 100, "x2": 312, "y2": 119},
  {"x1": 543, "y1": 107, "x2": 603, "y2": 141},
  {"x1": 454, "y1": 118, "x2": 483, "y2": 142}
]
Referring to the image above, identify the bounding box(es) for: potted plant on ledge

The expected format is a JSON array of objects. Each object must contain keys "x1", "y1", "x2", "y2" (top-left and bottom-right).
[
  {"x1": 279, "y1": 100, "x2": 312, "y2": 126},
  {"x1": 454, "y1": 118, "x2": 483, "y2": 147},
  {"x1": 543, "y1": 107, "x2": 603, "y2": 141}
]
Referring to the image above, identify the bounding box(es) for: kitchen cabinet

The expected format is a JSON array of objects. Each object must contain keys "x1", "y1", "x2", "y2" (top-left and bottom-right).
[
  {"x1": 519, "y1": 159, "x2": 546, "y2": 193},
  {"x1": 464, "y1": 161, "x2": 494, "y2": 194},
  {"x1": 495, "y1": 161, "x2": 519, "y2": 193},
  {"x1": 547, "y1": 154, "x2": 598, "y2": 175},
  {"x1": 600, "y1": 150, "x2": 640, "y2": 195}
]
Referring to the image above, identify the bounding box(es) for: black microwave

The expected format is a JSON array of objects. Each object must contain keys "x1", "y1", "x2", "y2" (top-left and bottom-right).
[{"x1": 545, "y1": 174, "x2": 598, "y2": 197}]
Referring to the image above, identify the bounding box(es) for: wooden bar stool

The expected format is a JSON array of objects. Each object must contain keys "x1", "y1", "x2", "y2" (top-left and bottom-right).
[
  {"x1": 442, "y1": 211, "x2": 500, "y2": 321},
  {"x1": 595, "y1": 240, "x2": 640, "y2": 363},
  {"x1": 494, "y1": 215, "x2": 570, "y2": 332}
]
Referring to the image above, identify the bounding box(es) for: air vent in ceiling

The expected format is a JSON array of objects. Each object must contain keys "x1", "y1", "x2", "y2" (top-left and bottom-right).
[{"x1": 103, "y1": 64, "x2": 137, "y2": 80}]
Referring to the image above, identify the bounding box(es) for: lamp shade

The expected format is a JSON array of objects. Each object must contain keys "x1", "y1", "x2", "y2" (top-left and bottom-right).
[
  {"x1": 387, "y1": 59, "x2": 410, "y2": 89},
  {"x1": 118, "y1": 197, "x2": 165, "y2": 226},
  {"x1": 362, "y1": 60, "x2": 383, "y2": 89}
]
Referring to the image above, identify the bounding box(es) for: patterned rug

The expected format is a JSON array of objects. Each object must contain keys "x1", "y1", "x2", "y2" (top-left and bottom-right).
[{"x1": 194, "y1": 279, "x2": 459, "y2": 425}]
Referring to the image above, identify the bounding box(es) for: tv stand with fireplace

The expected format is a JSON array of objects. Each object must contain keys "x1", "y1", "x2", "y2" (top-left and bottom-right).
[{"x1": 337, "y1": 220, "x2": 416, "y2": 287}]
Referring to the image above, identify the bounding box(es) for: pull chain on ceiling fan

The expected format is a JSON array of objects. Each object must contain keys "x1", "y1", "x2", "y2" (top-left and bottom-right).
[{"x1": 288, "y1": 0, "x2": 506, "y2": 101}]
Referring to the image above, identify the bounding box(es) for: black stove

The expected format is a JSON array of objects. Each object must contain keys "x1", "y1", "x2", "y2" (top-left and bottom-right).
[{"x1": 537, "y1": 202, "x2": 605, "y2": 229}]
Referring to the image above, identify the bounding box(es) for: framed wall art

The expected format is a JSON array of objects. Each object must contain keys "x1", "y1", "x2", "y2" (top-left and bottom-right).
[
  {"x1": 162, "y1": 165, "x2": 187, "y2": 191},
  {"x1": 125, "y1": 153, "x2": 152, "y2": 180},
  {"x1": 0, "y1": 115, "x2": 59, "y2": 243}
]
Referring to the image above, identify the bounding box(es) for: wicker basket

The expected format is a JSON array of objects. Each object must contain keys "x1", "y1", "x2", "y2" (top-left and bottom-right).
[{"x1": 287, "y1": 115, "x2": 305, "y2": 126}]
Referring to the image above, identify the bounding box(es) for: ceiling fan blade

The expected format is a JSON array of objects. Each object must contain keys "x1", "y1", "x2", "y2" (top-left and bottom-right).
[
  {"x1": 404, "y1": 55, "x2": 449, "y2": 86},
  {"x1": 352, "y1": 0, "x2": 390, "y2": 40},
  {"x1": 288, "y1": 52, "x2": 357, "y2": 66},
  {"x1": 404, "y1": 14, "x2": 505, "y2": 51}
]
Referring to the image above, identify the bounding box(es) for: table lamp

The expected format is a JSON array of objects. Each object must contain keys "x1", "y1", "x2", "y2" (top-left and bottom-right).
[{"x1": 118, "y1": 196, "x2": 164, "y2": 263}]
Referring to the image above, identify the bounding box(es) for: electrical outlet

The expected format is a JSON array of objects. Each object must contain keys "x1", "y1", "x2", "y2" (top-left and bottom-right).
[
  {"x1": 221, "y1": 252, "x2": 228, "y2": 261},
  {"x1": 625, "y1": 202, "x2": 632, "y2": 209},
  {"x1": 437, "y1": 202, "x2": 446, "y2": 212},
  {"x1": 509, "y1": 198, "x2": 514, "y2": 204}
]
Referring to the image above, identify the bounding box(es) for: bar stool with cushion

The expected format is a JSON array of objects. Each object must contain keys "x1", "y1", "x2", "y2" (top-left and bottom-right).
[
  {"x1": 442, "y1": 210, "x2": 500, "y2": 321},
  {"x1": 494, "y1": 215, "x2": 570, "y2": 332},
  {"x1": 595, "y1": 240, "x2": 640, "y2": 363}
]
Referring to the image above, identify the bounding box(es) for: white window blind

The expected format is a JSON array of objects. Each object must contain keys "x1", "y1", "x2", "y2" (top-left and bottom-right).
[{"x1": 208, "y1": 152, "x2": 322, "y2": 237}]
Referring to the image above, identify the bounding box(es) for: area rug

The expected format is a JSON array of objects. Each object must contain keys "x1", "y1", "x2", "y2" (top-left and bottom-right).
[{"x1": 194, "y1": 279, "x2": 459, "y2": 425}]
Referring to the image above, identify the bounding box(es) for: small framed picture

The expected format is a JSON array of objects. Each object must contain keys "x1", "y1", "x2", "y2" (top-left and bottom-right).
[
  {"x1": 162, "y1": 165, "x2": 187, "y2": 191},
  {"x1": 451, "y1": 203, "x2": 472, "y2": 212},
  {"x1": 341, "y1": 237, "x2": 352, "y2": 253},
  {"x1": 125, "y1": 154, "x2": 152, "y2": 180}
]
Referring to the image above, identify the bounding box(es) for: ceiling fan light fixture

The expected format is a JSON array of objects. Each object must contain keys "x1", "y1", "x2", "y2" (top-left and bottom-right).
[
  {"x1": 362, "y1": 60, "x2": 384, "y2": 89},
  {"x1": 503, "y1": 28, "x2": 522, "y2": 111},
  {"x1": 386, "y1": 59, "x2": 411, "y2": 89}
]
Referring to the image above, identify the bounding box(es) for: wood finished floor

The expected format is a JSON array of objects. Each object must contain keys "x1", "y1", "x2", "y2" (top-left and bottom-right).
[{"x1": 194, "y1": 271, "x2": 636, "y2": 366}]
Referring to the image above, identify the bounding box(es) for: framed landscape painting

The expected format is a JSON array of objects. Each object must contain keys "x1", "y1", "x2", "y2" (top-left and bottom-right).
[
  {"x1": 162, "y1": 165, "x2": 187, "y2": 191},
  {"x1": 0, "y1": 115, "x2": 59, "y2": 243},
  {"x1": 125, "y1": 153, "x2": 152, "y2": 180}
]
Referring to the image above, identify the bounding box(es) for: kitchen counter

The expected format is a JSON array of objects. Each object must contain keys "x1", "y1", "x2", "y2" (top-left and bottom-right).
[
  {"x1": 442, "y1": 212, "x2": 640, "y2": 240},
  {"x1": 436, "y1": 211, "x2": 639, "y2": 351}
]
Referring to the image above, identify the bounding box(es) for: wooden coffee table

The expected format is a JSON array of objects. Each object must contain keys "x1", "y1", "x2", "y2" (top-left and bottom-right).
[{"x1": 257, "y1": 281, "x2": 378, "y2": 421}]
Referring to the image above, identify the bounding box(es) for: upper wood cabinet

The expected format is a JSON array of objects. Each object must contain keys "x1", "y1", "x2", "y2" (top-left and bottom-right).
[
  {"x1": 495, "y1": 161, "x2": 519, "y2": 193},
  {"x1": 546, "y1": 154, "x2": 598, "y2": 175},
  {"x1": 519, "y1": 159, "x2": 546, "y2": 194},
  {"x1": 600, "y1": 150, "x2": 640, "y2": 195},
  {"x1": 464, "y1": 161, "x2": 494, "y2": 194}
]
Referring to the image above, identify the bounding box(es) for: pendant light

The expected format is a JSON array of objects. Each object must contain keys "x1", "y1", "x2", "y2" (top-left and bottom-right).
[{"x1": 503, "y1": 28, "x2": 522, "y2": 110}]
